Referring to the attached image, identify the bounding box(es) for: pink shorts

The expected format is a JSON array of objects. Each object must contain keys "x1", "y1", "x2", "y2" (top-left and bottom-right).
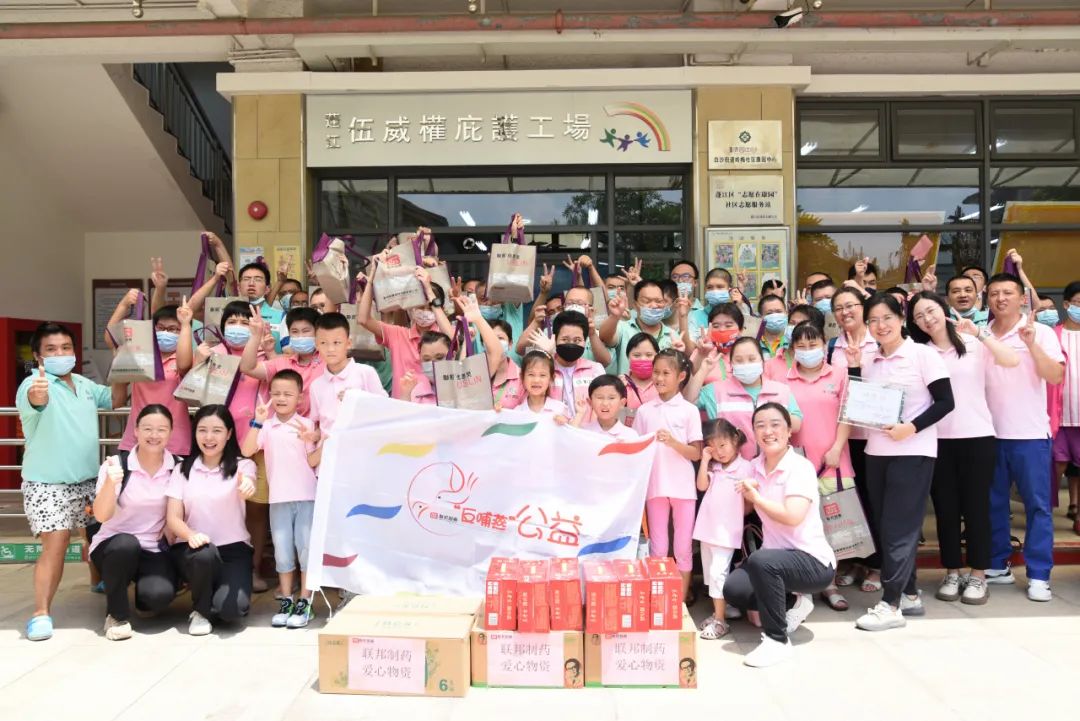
[{"x1": 1052, "y1": 427, "x2": 1080, "y2": 464}]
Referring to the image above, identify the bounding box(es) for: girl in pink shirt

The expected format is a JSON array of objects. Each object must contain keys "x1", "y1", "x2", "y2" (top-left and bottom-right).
[
  {"x1": 620, "y1": 333, "x2": 660, "y2": 427},
  {"x1": 166, "y1": 405, "x2": 257, "y2": 638},
  {"x1": 510, "y1": 351, "x2": 570, "y2": 419},
  {"x1": 632, "y1": 349, "x2": 703, "y2": 601},
  {"x1": 693, "y1": 419, "x2": 752, "y2": 640}
]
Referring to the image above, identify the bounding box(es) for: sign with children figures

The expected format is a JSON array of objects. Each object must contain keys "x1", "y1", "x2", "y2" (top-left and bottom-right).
[{"x1": 307, "y1": 394, "x2": 656, "y2": 597}]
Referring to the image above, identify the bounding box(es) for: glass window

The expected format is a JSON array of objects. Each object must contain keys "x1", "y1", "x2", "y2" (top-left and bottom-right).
[
  {"x1": 795, "y1": 229, "x2": 951, "y2": 290},
  {"x1": 799, "y1": 107, "x2": 882, "y2": 158},
  {"x1": 319, "y1": 178, "x2": 388, "y2": 231},
  {"x1": 992, "y1": 230, "x2": 1080, "y2": 288},
  {"x1": 797, "y1": 167, "x2": 979, "y2": 223},
  {"x1": 614, "y1": 176, "x2": 684, "y2": 226},
  {"x1": 895, "y1": 106, "x2": 979, "y2": 156},
  {"x1": 989, "y1": 166, "x2": 1080, "y2": 222},
  {"x1": 993, "y1": 106, "x2": 1076, "y2": 155}
]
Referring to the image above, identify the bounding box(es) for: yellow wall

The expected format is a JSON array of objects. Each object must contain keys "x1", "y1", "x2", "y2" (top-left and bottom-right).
[
  {"x1": 694, "y1": 87, "x2": 796, "y2": 285},
  {"x1": 232, "y1": 94, "x2": 307, "y2": 281}
]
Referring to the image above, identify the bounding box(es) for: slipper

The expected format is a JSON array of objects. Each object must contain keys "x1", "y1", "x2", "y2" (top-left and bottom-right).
[
  {"x1": 699, "y1": 616, "x2": 730, "y2": 640},
  {"x1": 26, "y1": 615, "x2": 53, "y2": 642},
  {"x1": 860, "y1": 577, "x2": 882, "y2": 593},
  {"x1": 822, "y1": 588, "x2": 849, "y2": 611},
  {"x1": 835, "y1": 572, "x2": 857, "y2": 587}
]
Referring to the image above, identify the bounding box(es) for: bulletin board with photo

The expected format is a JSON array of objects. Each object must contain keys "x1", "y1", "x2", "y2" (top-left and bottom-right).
[{"x1": 704, "y1": 226, "x2": 789, "y2": 301}]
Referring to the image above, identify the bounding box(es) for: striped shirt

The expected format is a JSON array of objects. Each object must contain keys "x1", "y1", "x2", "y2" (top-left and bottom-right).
[{"x1": 1061, "y1": 327, "x2": 1080, "y2": 426}]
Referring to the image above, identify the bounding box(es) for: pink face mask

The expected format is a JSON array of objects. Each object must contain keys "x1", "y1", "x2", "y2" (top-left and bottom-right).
[{"x1": 629, "y1": 359, "x2": 654, "y2": 379}]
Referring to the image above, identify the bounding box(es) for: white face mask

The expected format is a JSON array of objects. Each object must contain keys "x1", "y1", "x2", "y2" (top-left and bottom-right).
[
  {"x1": 564, "y1": 304, "x2": 589, "y2": 317},
  {"x1": 411, "y1": 309, "x2": 437, "y2": 328}
]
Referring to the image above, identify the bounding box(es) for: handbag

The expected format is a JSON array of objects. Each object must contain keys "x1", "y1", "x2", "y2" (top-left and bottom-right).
[
  {"x1": 340, "y1": 277, "x2": 384, "y2": 360},
  {"x1": 486, "y1": 218, "x2": 536, "y2": 304},
  {"x1": 819, "y1": 467, "x2": 876, "y2": 561},
  {"x1": 373, "y1": 263, "x2": 427, "y2": 313},
  {"x1": 204, "y1": 294, "x2": 244, "y2": 343},
  {"x1": 310, "y1": 233, "x2": 354, "y2": 304},
  {"x1": 433, "y1": 319, "x2": 494, "y2": 411},
  {"x1": 106, "y1": 292, "x2": 164, "y2": 384}
]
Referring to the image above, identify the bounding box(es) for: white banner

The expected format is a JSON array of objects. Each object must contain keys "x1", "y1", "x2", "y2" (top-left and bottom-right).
[{"x1": 307, "y1": 394, "x2": 656, "y2": 596}]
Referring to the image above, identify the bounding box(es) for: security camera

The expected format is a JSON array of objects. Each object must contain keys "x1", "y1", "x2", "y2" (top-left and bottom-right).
[{"x1": 774, "y1": 7, "x2": 804, "y2": 28}]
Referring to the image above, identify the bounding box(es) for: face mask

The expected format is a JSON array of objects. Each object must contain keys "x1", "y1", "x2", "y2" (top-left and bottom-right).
[
  {"x1": 661, "y1": 305, "x2": 673, "y2": 321},
  {"x1": 479, "y1": 305, "x2": 503, "y2": 321},
  {"x1": 42, "y1": 355, "x2": 76, "y2": 377},
  {"x1": 956, "y1": 306, "x2": 977, "y2": 319},
  {"x1": 676, "y1": 282, "x2": 694, "y2": 298},
  {"x1": 639, "y1": 306, "x2": 666, "y2": 326},
  {"x1": 420, "y1": 360, "x2": 436, "y2": 384},
  {"x1": 223, "y1": 326, "x2": 251, "y2": 348},
  {"x1": 607, "y1": 289, "x2": 619, "y2": 301},
  {"x1": 279, "y1": 293, "x2": 292, "y2": 311},
  {"x1": 499, "y1": 339, "x2": 510, "y2": 354},
  {"x1": 705, "y1": 289, "x2": 730, "y2": 307},
  {"x1": 291, "y1": 336, "x2": 316, "y2": 354},
  {"x1": 564, "y1": 304, "x2": 589, "y2": 317},
  {"x1": 763, "y1": 312, "x2": 788, "y2": 334},
  {"x1": 155, "y1": 331, "x2": 179, "y2": 353},
  {"x1": 249, "y1": 296, "x2": 265, "y2": 306},
  {"x1": 411, "y1": 309, "x2": 437, "y2": 328},
  {"x1": 732, "y1": 362, "x2": 764, "y2": 385},
  {"x1": 710, "y1": 328, "x2": 740, "y2": 348},
  {"x1": 629, "y1": 359, "x2": 654, "y2": 379},
  {"x1": 783, "y1": 324, "x2": 795, "y2": 345},
  {"x1": 1036, "y1": 309, "x2": 1059, "y2": 326},
  {"x1": 795, "y1": 348, "x2": 825, "y2": 369},
  {"x1": 814, "y1": 299, "x2": 833, "y2": 315},
  {"x1": 556, "y1": 343, "x2": 585, "y2": 363},
  {"x1": 1068, "y1": 305, "x2": 1080, "y2": 324}
]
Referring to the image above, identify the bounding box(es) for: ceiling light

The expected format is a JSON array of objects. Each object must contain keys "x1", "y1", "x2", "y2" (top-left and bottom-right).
[
  {"x1": 580, "y1": 236, "x2": 592, "y2": 250},
  {"x1": 458, "y1": 210, "x2": 476, "y2": 226},
  {"x1": 587, "y1": 208, "x2": 599, "y2": 226},
  {"x1": 800, "y1": 141, "x2": 818, "y2": 156},
  {"x1": 851, "y1": 204, "x2": 869, "y2": 213}
]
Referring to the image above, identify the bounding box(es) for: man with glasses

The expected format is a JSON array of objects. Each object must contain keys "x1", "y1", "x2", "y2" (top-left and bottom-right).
[{"x1": 238, "y1": 262, "x2": 286, "y2": 352}]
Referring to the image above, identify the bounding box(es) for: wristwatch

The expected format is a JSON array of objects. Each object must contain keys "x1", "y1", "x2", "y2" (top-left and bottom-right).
[
  {"x1": 429, "y1": 294, "x2": 444, "y2": 309},
  {"x1": 249, "y1": 420, "x2": 263, "y2": 429}
]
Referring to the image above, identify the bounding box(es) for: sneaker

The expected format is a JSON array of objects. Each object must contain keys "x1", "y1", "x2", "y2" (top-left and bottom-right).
[
  {"x1": 272, "y1": 597, "x2": 295, "y2": 628},
  {"x1": 103, "y1": 615, "x2": 132, "y2": 641},
  {"x1": 743, "y1": 633, "x2": 793, "y2": 668},
  {"x1": 961, "y1": 576, "x2": 989, "y2": 605},
  {"x1": 785, "y1": 593, "x2": 814, "y2": 634},
  {"x1": 286, "y1": 598, "x2": 314, "y2": 629},
  {"x1": 899, "y1": 591, "x2": 925, "y2": 617},
  {"x1": 855, "y1": 601, "x2": 906, "y2": 632},
  {"x1": 985, "y1": 566, "x2": 1015, "y2": 585},
  {"x1": 1027, "y1": 579, "x2": 1052, "y2": 602},
  {"x1": 188, "y1": 611, "x2": 212, "y2": 636},
  {"x1": 935, "y1": 574, "x2": 961, "y2": 602}
]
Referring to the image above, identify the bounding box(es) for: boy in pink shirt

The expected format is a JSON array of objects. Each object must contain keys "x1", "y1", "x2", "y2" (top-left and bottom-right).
[
  {"x1": 308, "y1": 312, "x2": 387, "y2": 433},
  {"x1": 240, "y1": 369, "x2": 321, "y2": 629},
  {"x1": 240, "y1": 307, "x2": 325, "y2": 416}
]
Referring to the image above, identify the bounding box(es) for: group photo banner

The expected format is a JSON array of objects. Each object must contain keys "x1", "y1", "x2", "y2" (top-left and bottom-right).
[{"x1": 307, "y1": 394, "x2": 656, "y2": 596}]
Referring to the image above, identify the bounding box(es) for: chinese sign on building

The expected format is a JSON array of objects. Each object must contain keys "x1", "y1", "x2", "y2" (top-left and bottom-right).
[
  {"x1": 306, "y1": 91, "x2": 692, "y2": 167},
  {"x1": 707, "y1": 120, "x2": 783, "y2": 170},
  {"x1": 708, "y1": 174, "x2": 784, "y2": 226}
]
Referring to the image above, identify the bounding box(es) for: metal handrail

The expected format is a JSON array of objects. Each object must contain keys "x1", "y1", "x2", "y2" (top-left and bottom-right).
[{"x1": 132, "y1": 63, "x2": 233, "y2": 234}]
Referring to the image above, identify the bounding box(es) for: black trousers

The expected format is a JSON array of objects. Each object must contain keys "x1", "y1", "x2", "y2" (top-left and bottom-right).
[
  {"x1": 89, "y1": 533, "x2": 178, "y2": 622},
  {"x1": 170, "y1": 541, "x2": 253, "y2": 623},
  {"x1": 723, "y1": 549, "x2": 834, "y2": 643},
  {"x1": 865, "y1": 454, "x2": 935, "y2": 606},
  {"x1": 849, "y1": 439, "x2": 882, "y2": 570},
  {"x1": 932, "y1": 437, "x2": 994, "y2": 571}
]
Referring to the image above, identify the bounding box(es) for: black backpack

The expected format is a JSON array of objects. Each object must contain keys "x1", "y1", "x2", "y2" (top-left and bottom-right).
[{"x1": 115, "y1": 449, "x2": 181, "y2": 502}]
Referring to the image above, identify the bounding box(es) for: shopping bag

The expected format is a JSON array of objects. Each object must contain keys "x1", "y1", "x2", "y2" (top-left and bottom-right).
[
  {"x1": 203, "y1": 352, "x2": 242, "y2": 407},
  {"x1": 311, "y1": 233, "x2": 353, "y2": 304},
  {"x1": 823, "y1": 311, "x2": 841, "y2": 341},
  {"x1": 106, "y1": 292, "x2": 164, "y2": 384},
  {"x1": 591, "y1": 287, "x2": 609, "y2": 324},
  {"x1": 741, "y1": 314, "x2": 763, "y2": 339},
  {"x1": 204, "y1": 295, "x2": 244, "y2": 342},
  {"x1": 433, "y1": 320, "x2": 494, "y2": 410},
  {"x1": 173, "y1": 359, "x2": 210, "y2": 406},
  {"x1": 340, "y1": 277, "x2": 384, "y2": 360},
  {"x1": 426, "y1": 261, "x2": 453, "y2": 305},
  {"x1": 819, "y1": 469, "x2": 876, "y2": 561},
  {"x1": 486, "y1": 218, "x2": 536, "y2": 304},
  {"x1": 411, "y1": 227, "x2": 439, "y2": 261},
  {"x1": 373, "y1": 264, "x2": 427, "y2": 313}
]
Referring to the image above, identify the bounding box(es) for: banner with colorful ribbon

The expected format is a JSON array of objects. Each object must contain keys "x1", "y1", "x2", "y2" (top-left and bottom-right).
[{"x1": 306, "y1": 394, "x2": 655, "y2": 596}]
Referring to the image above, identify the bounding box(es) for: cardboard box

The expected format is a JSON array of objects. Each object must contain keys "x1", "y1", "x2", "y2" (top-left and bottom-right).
[
  {"x1": 485, "y1": 557, "x2": 519, "y2": 630},
  {"x1": 318, "y1": 612, "x2": 472, "y2": 697},
  {"x1": 644, "y1": 557, "x2": 683, "y2": 630},
  {"x1": 339, "y1": 595, "x2": 482, "y2": 618},
  {"x1": 470, "y1": 618, "x2": 585, "y2": 688},
  {"x1": 549, "y1": 558, "x2": 583, "y2": 631},
  {"x1": 613, "y1": 559, "x2": 650, "y2": 632},
  {"x1": 517, "y1": 559, "x2": 551, "y2": 633},
  {"x1": 583, "y1": 560, "x2": 619, "y2": 635},
  {"x1": 583, "y1": 605, "x2": 697, "y2": 688}
]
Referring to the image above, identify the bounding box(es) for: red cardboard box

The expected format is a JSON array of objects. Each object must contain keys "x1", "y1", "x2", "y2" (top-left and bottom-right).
[
  {"x1": 612, "y1": 560, "x2": 650, "y2": 632},
  {"x1": 549, "y1": 558, "x2": 583, "y2": 631},
  {"x1": 485, "y1": 557, "x2": 519, "y2": 630},
  {"x1": 644, "y1": 557, "x2": 683, "y2": 630},
  {"x1": 517, "y1": 559, "x2": 551, "y2": 633},
  {"x1": 583, "y1": 560, "x2": 619, "y2": 635}
]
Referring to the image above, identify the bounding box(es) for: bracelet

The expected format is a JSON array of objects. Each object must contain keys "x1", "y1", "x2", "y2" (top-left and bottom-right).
[{"x1": 249, "y1": 420, "x2": 263, "y2": 429}]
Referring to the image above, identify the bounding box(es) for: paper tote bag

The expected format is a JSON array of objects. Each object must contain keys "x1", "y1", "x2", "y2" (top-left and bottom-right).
[
  {"x1": 486, "y1": 223, "x2": 536, "y2": 304},
  {"x1": 373, "y1": 264, "x2": 427, "y2": 313},
  {"x1": 433, "y1": 320, "x2": 493, "y2": 411},
  {"x1": 204, "y1": 296, "x2": 244, "y2": 341},
  {"x1": 820, "y1": 470, "x2": 876, "y2": 561},
  {"x1": 173, "y1": 359, "x2": 211, "y2": 406},
  {"x1": 106, "y1": 293, "x2": 164, "y2": 385},
  {"x1": 340, "y1": 302, "x2": 384, "y2": 360},
  {"x1": 311, "y1": 234, "x2": 352, "y2": 304},
  {"x1": 203, "y1": 352, "x2": 242, "y2": 407}
]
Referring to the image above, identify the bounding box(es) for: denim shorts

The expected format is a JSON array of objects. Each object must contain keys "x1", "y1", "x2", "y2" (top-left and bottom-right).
[{"x1": 268, "y1": 501, "x2": 315, "y2": 573}]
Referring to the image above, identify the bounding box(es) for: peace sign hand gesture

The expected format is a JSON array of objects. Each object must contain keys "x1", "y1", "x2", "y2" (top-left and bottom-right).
[
  {"x1": 150, "y1": 257, "x2": 168, "y2": 288},
  {"x1": 254, "y1": 401, "x2": 271, "y2": 423},
  {"x1": 623, "y1": 258, "x2": 643, "y2": 286},
  {"x1": 177, "y1": 295, "x2": 193, "y2": 326},
  {"x1": 1019, "y1": 309, "x2": 1037, "y2": 347},
  {"x1": 539, "y1": 263, "x2": 555, "y2": 293}
]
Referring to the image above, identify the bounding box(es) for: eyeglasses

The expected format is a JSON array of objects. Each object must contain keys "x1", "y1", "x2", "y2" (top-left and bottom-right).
[
  {"x1": 671, "y1": 273, "x2": 696, "y2": 282},
  {"x1": 867, "y1": 314, "x2": 899, "y2": 326},
  {"x1": 834, "y1": 303, "x2": 861, "y2": 314}
]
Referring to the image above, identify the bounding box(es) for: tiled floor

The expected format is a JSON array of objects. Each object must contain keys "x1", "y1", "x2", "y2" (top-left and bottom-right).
[{"x1": 1, "y1": 562, "x2": 1079, "y2": 721}]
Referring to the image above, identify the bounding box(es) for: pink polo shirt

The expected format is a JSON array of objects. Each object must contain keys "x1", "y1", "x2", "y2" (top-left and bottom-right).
[
  {"x1": 209, "y1": 344, "x2": 265, "y2": 446},
  {"x1": 581, "y1": 418, "x2": 639, "y2": 441},
  {"x1": 492, "y1": 358, "x2": 525, "y2": 409},
  {"x1": 764, "y1": 351, "x2": 795, "y2": 383},
  {"x1": 632, "y1": 394, "x2": 703, "y2": 501},
  {"x1": 260, "y1": 354, "x2": 326, "y2": 417},
  {"x1": 620, "y1": 374, "x2": 659, "y2": 428},
  {"x1": 787, "y1": 363, "x2": 855, "y2": 478},
  {"x1": 379, "y1": 322, "x2": 424, "y2": 399},
  {"x1": 550, "y1": 357, "x2": 605, "y2": 411},
  {"x1": 120, "y1": 354, "x2": 191, "y2": 456},
  {"x1": 90, "y1": 448, "x2": 176, "y2": 554},
  {"x1": 693, "y1": 455, "x2": 752, "y2": 549},
  {"x1": 308, "y1": 361, "x2": 387, "y2": 432},
  {"x1": 752, "y1": 448, "x2": 836, "y2": 568},
  {"x1": 986, "y1": 315, "x2": 1065, "y2": 440},
  {"x1": 519, "y1": 396, "x2": 570, "y2": 418},
  {"x1": 255, "y1": 414, "x2": 318, "y2": 503},
  {"x1": 930, "y1": 337, "x2": 995, "y2": 440},
  {"x1": 861, "y1": 337, "x2": 949, "y2": 458},
  {"x1": 166, "y1": 457, "x2": 256, "y2": 547}
]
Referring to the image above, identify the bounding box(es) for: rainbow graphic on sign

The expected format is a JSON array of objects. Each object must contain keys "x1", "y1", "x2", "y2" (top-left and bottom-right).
[{"x1": 602, "y1": 102, "x2": 672, "y2": 151}]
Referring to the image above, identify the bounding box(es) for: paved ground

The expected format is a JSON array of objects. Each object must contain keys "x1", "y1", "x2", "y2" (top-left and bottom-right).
[{"x1": 1, "y1": 562, "x2": 1079, "y2": 721}]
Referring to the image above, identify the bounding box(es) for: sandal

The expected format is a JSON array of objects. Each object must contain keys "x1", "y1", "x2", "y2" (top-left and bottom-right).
[
  {"x1": 698, "y1": 616, "x2": 730, "y2": 640},
  {"x1": 860, "y1": 575, "x2": 882, "y2": 593},
  {"x1": 835, "y1": 572, "x2": 857, "y2": 587},
  {"x1": 822, "y1": 587, "x2": 849, "y2": 611}
]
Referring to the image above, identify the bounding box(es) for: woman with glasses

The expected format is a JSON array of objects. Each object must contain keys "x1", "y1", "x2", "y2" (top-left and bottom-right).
[
  {"x1": 907, "y1": 292, "x2": 1018, "y2": 605},
  {"x1": 844, "y1": 295, "x2": 954, "y2": 631}
]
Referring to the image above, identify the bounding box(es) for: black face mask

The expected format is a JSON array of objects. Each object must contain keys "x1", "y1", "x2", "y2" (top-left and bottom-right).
[{"x1": 555, "y1": 343, "x2": 585, "y2": 363}]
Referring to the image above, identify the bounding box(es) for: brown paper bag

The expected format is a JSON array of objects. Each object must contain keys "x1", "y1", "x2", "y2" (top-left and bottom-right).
[
  {"x1": 373, "y1": 264, "x2": 428, "y2": 313},
  {"x1": 106, "y1": 293, "x2": 164, "y2": 384},
  {"x1": 433, "y1": 354, "x2": 493, "y2": 411},
  {"x1": 203, "y1": 352, "x2": 241, "y2": 406},
  {"x1": 486, "y1": 244, "x2": 536, "y2": 304},
  {"x1": 173, "y1": 360, "x2": 210, "y2": 406},
  {"x1": 311, "y1": 237, "x2": 352, "y2": 304},
  {"x1": 204, "y1": 296, "x2": 244, "y2": 341},
  {"x1": 340, "y1": 302, "x2": 384, "y2": 360}
]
